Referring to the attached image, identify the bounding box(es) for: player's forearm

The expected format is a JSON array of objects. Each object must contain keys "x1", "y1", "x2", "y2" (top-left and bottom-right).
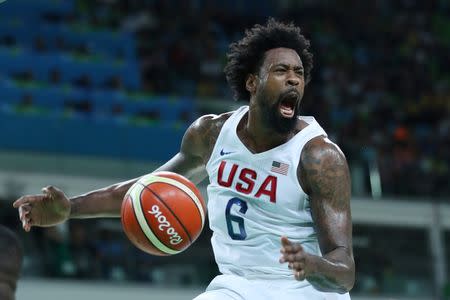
[
  {"x1": 306, "y1": 247, "x2": 355, "y2": 293},
  {"x1": 69, "y1": 178, "x2": 139, "y2": 218}
]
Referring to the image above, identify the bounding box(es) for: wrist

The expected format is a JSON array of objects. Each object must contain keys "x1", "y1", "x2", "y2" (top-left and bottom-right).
[
  {"x1": 67, "y1": 196, "x2": 79, "y2": 218},
  {"x1": 67, "y1": 200, "x2": 73, "y2": 219},
  {"x1": 304, "y1": 253, "x2": 322, "y2": 278}
]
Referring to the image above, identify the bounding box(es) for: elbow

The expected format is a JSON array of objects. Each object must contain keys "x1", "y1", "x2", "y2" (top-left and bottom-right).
[
  {"x1": 331, "y1": 261, "x2": 355, "y2": 294},
  {"x1": 338, "y1": 281, "x2": 354, "y2": 294},
  {"x1": 309, "y1": 255, "x2": 355, "y2": 294},
  {"x1": 311, "y1": 266, "x2": 355, "y2": 294},
  {"x1": 332, "y1": 276, "x2": 354, "y2": 294},
  {"x1": 340, "y1": 262, "x2": 355, "y2": 293},
  {"x1": 314, "y1": 280, "x2": 353, "y2": 294}
]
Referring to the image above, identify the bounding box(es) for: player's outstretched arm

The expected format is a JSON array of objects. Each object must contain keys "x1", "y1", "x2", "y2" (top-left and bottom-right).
[
  {"x1": 13, "y1": 115, "x2": 213, "y2": 232},
  {"x1": 67, "y1": 115, "x2": 211, "y2": 219},
  {"x1": 280, "y1": 137, "x2": 355, "y2": 293}
]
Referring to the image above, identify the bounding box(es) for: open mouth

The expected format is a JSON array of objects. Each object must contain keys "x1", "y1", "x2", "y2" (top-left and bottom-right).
[{"x1": 278, "y1": 92, "x2": 298, "y2": 118}]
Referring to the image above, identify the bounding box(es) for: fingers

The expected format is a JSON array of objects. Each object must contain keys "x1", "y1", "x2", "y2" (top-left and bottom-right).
[
  {"x1": 23, "y1": 220, "x2": 32, "y2": 232},
  {"x1": 42, "y1": 186, "x2": 56, "y2": 199},
  {"x1": 14, "y1": 185, "x2": 62, "y2": 208},
  {"x1": 280, "y1": 236, "x2": 304, "y2": 254},
  {"x1": 280, "y1": 251, "x2": 305, "y2": 263},
  {"x1": 280, "y1": 237, "x2": 308, "y2": 281},
  {"x1": 281, "y1": 236, "x2": 291, "y2": 247},
  {"x1": 13, "y1": 188, "x2": 52, "y2": 232},
  {"x1": 281, "y1": 243, "x2": 303, "y2": 254},
  {"x1": 283, "y1": 253, "x2": 308, "y2": 281},
  {"x1": 42, "y1": 185, "x2": 54, "y2": 194},
  {"x1": 42, "y1": 185, "x2": 64, "y2": 197},
  {"x1": 14, "y1": 196, "x2": 36, "y2": 232},
  {"x1": 283, "y1": 252, "x2": 304, "y2": 262},
  {"x1": 294, "y1": 270, "x2": 306, "y2": 281},
  {"x1": 288, "y1": 262, "x2": 304, "y2": 270},
  {"x1": 14, "y1": 195, "x2": 44, "y2": 232},
  {"x1": 13, "y1": 194, "x2": 45, "y2": 208},
  {"x1": 19, "y1": 204, "x2": 33, "y2": 232},
  {"x1": 13, "y1": 186, "x2": 62, "y2": 232}
]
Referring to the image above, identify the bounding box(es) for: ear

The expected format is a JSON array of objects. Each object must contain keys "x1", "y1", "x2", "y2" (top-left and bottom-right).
[{"x1": 245, "y1": 74, "x2": 258, "y2": 95}]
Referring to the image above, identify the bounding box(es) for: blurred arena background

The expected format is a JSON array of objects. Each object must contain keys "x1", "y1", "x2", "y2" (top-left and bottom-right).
[{"x1": 0, "y1": 0, "x2": 448, "y2": 299}]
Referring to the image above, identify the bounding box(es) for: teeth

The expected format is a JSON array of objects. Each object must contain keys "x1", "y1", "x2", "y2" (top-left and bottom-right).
[{"x1": 280, "y1": 106, "x2": 294, "y2": 117}]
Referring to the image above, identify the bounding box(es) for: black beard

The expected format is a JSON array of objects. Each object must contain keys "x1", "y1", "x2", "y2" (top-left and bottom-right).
[{"x1": 260, "y1": 95, "x2": 300, "y2": 134}]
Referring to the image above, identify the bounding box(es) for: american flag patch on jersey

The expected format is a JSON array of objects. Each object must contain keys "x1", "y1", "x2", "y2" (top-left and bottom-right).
[{"x1": 271, "y1": 161, "x2": 289, "y2": 175}]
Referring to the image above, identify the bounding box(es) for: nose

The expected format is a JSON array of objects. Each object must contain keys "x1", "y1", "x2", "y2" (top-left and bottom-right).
[
  {"x1": 287, "y1": 78, "x2": 299, "y2": 86},
  {"x1": 286, "y1": 71, "x2": 300, "y2": 86}
]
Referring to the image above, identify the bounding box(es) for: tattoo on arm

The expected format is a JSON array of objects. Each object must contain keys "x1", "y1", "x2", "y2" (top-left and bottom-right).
[
  {"x1": 302, "y1": 143, "x2": 350, "y2": 211},
  {"x1": 299, "y1": 138, "x2": 354, "y2": 292},
  {"x1": 180, "y1": 114, "x2": 224, "y2": 164}
]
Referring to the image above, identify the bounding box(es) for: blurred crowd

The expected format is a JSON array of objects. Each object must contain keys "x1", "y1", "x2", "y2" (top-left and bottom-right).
[
  {"x1": 71, "y1": 0, "x2": 450, "y2": 198},
  {"x1": 1, "y1": 0, "x2": 449, "y2": 296},
  {"x1": 0, "y1": 0, "x2": 448, "y2": 197}
]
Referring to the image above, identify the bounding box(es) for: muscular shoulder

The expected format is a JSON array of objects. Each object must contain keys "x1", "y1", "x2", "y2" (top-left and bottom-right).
[
  {"x1": 301, "y1": 136, "x2": 347, "y2": 165},
  {"x1": 299, "y1": 136, "x2": 349, "y2": 196},
  {"x1": 181, "y1": 111, "x2": 234, "y2": 163}
]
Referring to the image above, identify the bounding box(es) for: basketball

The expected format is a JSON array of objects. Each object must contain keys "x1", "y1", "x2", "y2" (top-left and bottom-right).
[{"x1": 121, "y1": 171, "x2": 206, "y2": 256}]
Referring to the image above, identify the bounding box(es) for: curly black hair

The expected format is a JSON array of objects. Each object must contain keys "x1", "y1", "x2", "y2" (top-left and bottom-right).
[{"x1": 224, "y1": 18, "x2": 313, "y2": 101}]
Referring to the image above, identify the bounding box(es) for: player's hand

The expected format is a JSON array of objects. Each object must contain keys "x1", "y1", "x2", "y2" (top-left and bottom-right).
[
  {"x1": 279, "y1": 236, "x2": 313, "y2": 281},
  {"x1": 12, "y1": 186, "x2": 71, "y2": 232}
]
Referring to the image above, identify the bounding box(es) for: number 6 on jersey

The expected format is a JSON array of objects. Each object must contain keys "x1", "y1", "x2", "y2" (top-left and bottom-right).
[{"x1": 225, "y1": 197, "x2": 248, "y2": 240}]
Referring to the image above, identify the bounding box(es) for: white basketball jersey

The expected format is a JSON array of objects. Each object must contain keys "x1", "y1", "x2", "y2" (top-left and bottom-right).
[{"x1": 206, "y1": 106, "x2": 328, "y2": 284}]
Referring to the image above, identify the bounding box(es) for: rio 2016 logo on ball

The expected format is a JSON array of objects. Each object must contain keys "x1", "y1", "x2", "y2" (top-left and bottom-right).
[{"x1": 121, "y1": 171, "x2": 206, "y2": 256}]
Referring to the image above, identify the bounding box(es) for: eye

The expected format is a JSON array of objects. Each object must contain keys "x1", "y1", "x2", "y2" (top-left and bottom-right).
[
  {"x1": 295, "y1": 69, "x2": 304, "y2": 76},
  {"x1": 274, "y1": 68, "x2": 286, "y2": 74}
]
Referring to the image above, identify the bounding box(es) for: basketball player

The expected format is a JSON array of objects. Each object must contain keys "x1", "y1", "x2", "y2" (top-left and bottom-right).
[
  {"x1": 0, "y1": 225, "x2": 23, "y2": 300},
  {"x1": 13, "y1": 19, "x2": 354, "y2": 299}
]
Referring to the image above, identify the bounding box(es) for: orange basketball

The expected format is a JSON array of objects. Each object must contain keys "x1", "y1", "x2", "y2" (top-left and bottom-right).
[{"x1": 121, "y1": 171, "x2": 206, "y2": 256}]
